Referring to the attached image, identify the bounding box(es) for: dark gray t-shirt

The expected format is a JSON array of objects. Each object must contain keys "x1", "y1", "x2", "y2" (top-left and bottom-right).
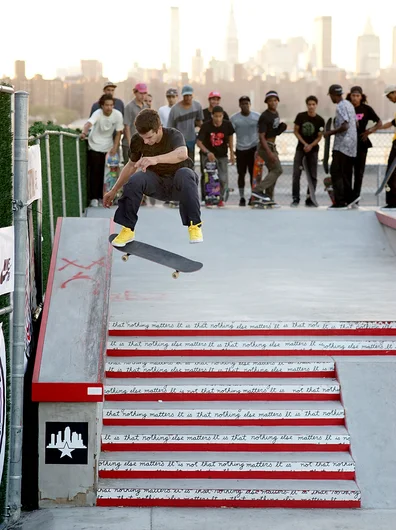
[
  {"x1": 129, "y1": 127, "x2": 194, "y2": 176},
  {"x1": 167, "y1": 101, "x2": 204, "y2": 142},
  {"x1": 123, "y1": 99, "x2": 148, "y2": 146}
]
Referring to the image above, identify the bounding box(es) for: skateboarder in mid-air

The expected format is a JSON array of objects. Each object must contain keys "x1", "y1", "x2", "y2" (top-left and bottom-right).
[{"x1": 103, "y1": 109, "x2": 203, "y2": 245}]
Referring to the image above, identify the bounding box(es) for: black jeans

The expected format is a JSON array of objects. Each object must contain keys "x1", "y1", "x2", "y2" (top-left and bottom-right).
[
  {"x1": 352, "y1": 147, "x2": 368, "y2": 202},
  {"x1": 386, "y1": 141, "x2": 396, "y2": 207},
  {"x1": 114, "y1": 168, "x2": 201, "y2": 230},
  {"x1": 330, "y1": 150, "x2": 354, "y2": 206},
  {"x1": 292, "y1": 149, "x2": 318, "y2": 202},
  {"x1": 236, "y1": 146, "x2": 256, "y2": 193},
  {"x1": 88, "y1": 149, "x2": 106, "y2": 201}
]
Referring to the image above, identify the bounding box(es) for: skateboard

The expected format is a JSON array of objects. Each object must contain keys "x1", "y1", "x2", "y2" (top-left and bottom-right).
[
  {"x1": 324, "y1": 176, "x2": 336, "y2": 205},
  {"x1": 302, "y1": 157, "x2": 318, "y2": 207},
  {"x1": 323, "y1": 117, "x2": 332, "y2": 174},
  {"x1": 203, "y1": 160, "x2": 220, "y2": 207},
  {"x1": 250, "y1": 153, "x2": 265, "y2": 203},
  {"x1": 375, "y1": 157, "x2": 396, "y2": 196},
  {"x1": 109, "y1": 234, "x2": 203, "y2": 279},
  {"x1": 250, "y1": 198, "x2": 279, "y2": 209},
  {"x1": 104, "y1": 152, "x2": 121, "y2": 202}
]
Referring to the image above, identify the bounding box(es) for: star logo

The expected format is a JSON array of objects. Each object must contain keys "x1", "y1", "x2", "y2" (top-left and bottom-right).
[{"x1": 59, "y1": 442, "x2": 74, "y2": 458}]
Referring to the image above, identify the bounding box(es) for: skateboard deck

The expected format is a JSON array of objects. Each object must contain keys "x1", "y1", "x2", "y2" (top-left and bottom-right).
[
  {"x1": 324, "y1": 176, "x2": 336, "y2": 205},
  {"x1": 250, "y1": 198, "x2": 278, "y2": 209},
  {"x1": 104, "y1": 152, "x2": 120, "y2": 193},
  {"x1": 302, "y1": 157, "x2": 318, "y2": 207},
  {"x1": 323, "y1": 118, "x2": 332, "y2": 174},
  {"x1": 375, "y1": 157, "x2": 396, "y2": 196},
  {"x1": 109, "y1": 234, "x2": 203, "y2": 278},
  {"x1": 252, "y1": 154, "x2": 265, "y2": 188},
  {"x1": 204, "y1": 161, "x2": 220, "y2": 206}
]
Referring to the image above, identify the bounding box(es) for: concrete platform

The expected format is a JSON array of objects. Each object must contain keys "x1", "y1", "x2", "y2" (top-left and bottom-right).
[{"x1": 87, "y1": 206, "x2": 396, "y2": 321}]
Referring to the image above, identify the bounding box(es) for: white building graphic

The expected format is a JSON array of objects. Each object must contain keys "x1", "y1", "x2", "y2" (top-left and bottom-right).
[{"x1": 47, "y1": 426, "x2": 86, "y2": 458}]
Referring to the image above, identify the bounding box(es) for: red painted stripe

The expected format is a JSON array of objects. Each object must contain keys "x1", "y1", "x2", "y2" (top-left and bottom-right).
[
  {"x1": 105, "y1": 370, "x2": 335, "y2": 379},
  {"x1": 32, "y1": 382, "x2": 103, "y2": 402},
  {"x1": 33, "y1": 218, "x2": 63, "y2": 387},
  {"x1": 376, "y1": 210, "x2": 396, "y2": 230},
  {"x1": 109, "y1": 328, "x2": 396, "y2": 337},
  {"x1": 99, "y1": 470, "x2": 355, "y2": 480},
  {"x1": 104, "y1": 392, "x2": 340, "y2": 402},
  {"x1": 106, "y1": 348, "x2": 396, "y2": 357},
  {"x1": 102, "y1": 418, "x2": 345, "y2": 426},
  {"x1": 97, "y1": 498, "x2": 360, "y2": 509},
  {"x1": 101, "y1": 443, "x2": 349, "y2": 452}
]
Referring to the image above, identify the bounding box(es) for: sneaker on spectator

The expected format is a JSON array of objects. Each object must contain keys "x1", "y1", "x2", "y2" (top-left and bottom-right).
[
  {"x1": 327, "y1": 204, "x2": 348, "y2": 210},
  {"x1": 217, "y1": 200, "x2": 225, "y2": 208},
  {"x1": 252, "y1": 190, "x2": 272, "y2": 202},
  {"x1": 290, "y1": 200, "x2": 299, "y2": 207},
  {"x1": 305, "y1": 198, "x2": 317, "y2": 207},
  {"x1": 239, "y1": 197, "x2": 246, "y2": 207},
  {"x1": 90, "y1": 199, "x2": 99, "y2": 207}
]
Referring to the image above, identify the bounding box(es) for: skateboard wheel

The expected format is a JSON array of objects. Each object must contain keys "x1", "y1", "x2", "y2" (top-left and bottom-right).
[
  {"x1": 122, "y1": 254, "x2": 129, "y2": 262},
  {"x1": 172, "y1": 271, "x2": 179, "y2": 279}
]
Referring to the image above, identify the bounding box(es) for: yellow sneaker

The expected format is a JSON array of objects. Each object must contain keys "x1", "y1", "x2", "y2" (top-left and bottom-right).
[
  {"x1": 188, "y1": 221, "x2": 203, "y2": 244},
  {"x1": 112, "y1": 227, "x2": 135, "y2": 247}
]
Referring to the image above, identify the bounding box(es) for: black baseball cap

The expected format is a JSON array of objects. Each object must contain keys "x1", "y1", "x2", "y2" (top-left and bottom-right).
[
  {"x1": 212, "y1": 105, "x2": 224, "y2": 114},
  {"x1": 239, "y1": 95, "x2": 251, "y2": 103},
  {"x1": 350, "y1": 86, "x2": 363, "y2": 94},
  {"x1": 265, "y1": 90, "x2": 280, "y2": 103},
  {"x1": 328, "y1": 84, "x2": 343, "y2": 95}
]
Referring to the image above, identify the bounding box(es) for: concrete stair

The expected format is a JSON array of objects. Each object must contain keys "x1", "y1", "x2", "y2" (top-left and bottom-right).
[{"x1": 98, "y1": 326, "x2": 362, "y2": 508}]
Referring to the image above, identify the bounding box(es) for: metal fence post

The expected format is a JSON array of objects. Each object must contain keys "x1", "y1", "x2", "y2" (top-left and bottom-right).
[
  {"x1": 45, "y1": 134, "x2": 54, "y2": 244},
  {"x1": 8, "y1": 90, "x2": 29, "y2": 525},
  {"x1": 59, "y1": 134, "x2": 67, "y2": 217},
  {"x1": 76, "y1": 138, "x2": 83, "y2": 216},
  {"x1": 377, "y1": 164, "x2": 381, "y2": 207},
  {"x1": 35, "y1": 138, "x2": 43, "y2": 305}
]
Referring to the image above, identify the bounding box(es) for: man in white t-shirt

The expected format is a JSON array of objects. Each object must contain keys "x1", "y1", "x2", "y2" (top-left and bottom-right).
[
  {"x1": 80, "y1": 95, "x2": 123, "y2": 207},
  {"x1": 158, "y1": 88, "x2": 178, "y2": 126}
]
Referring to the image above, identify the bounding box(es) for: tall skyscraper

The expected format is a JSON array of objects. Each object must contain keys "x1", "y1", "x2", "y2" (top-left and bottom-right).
[
  {"x1": 192, "y1": 49, "x2": 204, "y2": 83},
  {"x1": 170, "y1": 7, "x2": 180, "y2": 80},
  {"x1": 356, "y1": 19, "x2": 380, "y2": 76},
  {"x1": 225, "y1": 1, "x2": 239, "y2": 80},
  {"x1": 81, "y1": 60, "x2": 103, "y2": 81},
  {"x1": 314, "y1": 16, "x2": 332, "y2": 69},
  {"x1": 15, "y1": 60, "x2": 26, "y2": 80}
]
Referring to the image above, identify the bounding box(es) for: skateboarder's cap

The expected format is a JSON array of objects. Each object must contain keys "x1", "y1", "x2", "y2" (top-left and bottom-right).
[
  {"x1": 103, "y1": 81, "x2": 117, "y2": 89},
  {"x1": 328, "y1": 84, "x2": 343, "y2": 95},
  {"x1": 265, "y1": 91, "x2": 279, "y2": 102},
  {"x1": 166, "y1": 88, "x2": 178, "y2": 96},
  {"x1": 384, "y1": 84, "x2": 396, "y2": 96},
  {"x1": 182, "y1": 85, "x2": 194, "y2": 96},
  {"x1": 239, "y1": 95, "x2": 251, "y2": 103},
  {"x1": 208, "y1": 91, "x2": 221, "y2": 99},
  {"x1": 134, "y1": 83, "x2": 148, "y2": 93}
]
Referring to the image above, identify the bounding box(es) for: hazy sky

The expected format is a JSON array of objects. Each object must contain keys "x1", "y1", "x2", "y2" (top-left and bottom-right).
[{"x1": 2, "y1": 0, "x2": 396, "y2": 80}]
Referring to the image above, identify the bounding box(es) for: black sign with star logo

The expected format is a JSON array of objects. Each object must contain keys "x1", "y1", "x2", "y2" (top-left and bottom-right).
[{"x1": 45, "y1": 422, "x2": 88, "y2": 464}]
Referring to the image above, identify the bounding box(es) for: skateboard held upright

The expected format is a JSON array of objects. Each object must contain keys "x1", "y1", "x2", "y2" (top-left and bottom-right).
[
  {"x1": 203, "y1": 160, "x2": 221, "y2": 207},
  {"x1": 104, "y1": 152, "x2": 121, "y2": 203}
]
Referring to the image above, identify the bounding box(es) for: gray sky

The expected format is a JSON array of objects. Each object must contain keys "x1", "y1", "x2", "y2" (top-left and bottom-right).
[{"x1": 2, "y1": 0, "x2": 395, "y2": 79}]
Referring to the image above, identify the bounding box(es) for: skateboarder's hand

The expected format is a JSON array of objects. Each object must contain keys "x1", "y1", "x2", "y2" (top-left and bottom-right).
[
  {"x1": 135, "y1": 156, "x2": 157, "y2": 172},
  {"x1": 109, "y1": 147, "x2": 118, "y2": 156},
  {"x1": 360, "y1": 131, "x2": 370, "y2": 142},
  {"x1": 303, "y1": 144, "x2": 312, "y2": 153},
  {"x1": 207, "y1": 152, "x2": 216, "y2": 163},
  {"x1": 103, "y1": 189, "x2": 116, "y2": 208}
]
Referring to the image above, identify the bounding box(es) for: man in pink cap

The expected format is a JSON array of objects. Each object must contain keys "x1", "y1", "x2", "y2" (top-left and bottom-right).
[
  {"x1": 203, "y1": 91, "x2": 229, "y2": 122},
  {"x1": 122, "y1": 83, "x2": 149, "y2": 165}
]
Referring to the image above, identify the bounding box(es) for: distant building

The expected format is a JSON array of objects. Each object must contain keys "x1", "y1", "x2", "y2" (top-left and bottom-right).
[
  {"x1": 192, "y1": 49, "x2": 204, "y2": 83},
  {"x1": 356, "y1": 19, "x2": 380, "y2": 76},
  {"x1": 81, "y1": 60, "x2": 103, "y2": 81},
  {"x1": 15, "y1": 60, "x2": 26, "y2": 80},
  {"x1": 315, "y1": 16, "x2": 332, "y2": 69},
  {"x1": 225, "y1": 2, "x2": 238, "y2": 80},
  {"x1": 170, "y1": 7, "x2": 180, "y2": 80}
]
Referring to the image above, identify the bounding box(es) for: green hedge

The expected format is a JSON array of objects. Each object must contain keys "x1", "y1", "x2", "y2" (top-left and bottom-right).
[
  {"x1": 0, "y1": 89, "x2": 13, "y2": 525},
  {"x1": 29, "y1": 122, "x2": 88, "y2": 288}
]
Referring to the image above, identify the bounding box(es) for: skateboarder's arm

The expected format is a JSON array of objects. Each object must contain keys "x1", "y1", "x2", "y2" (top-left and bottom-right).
[
  {"x1": 324, "y1": 121, "x2": 349, "y2": 137},
  {"x1": 258, "y1": 133, "x2": 276, "y2": 163},
  {"x1": 80, "y1": 120, "x2": 93, "y2": 139},
  {"x1": 380, "y1": 120, "x2": 395, "y2": 130},
  {"x1": 110, "y1": 131, "x2": 122, "y2": 156},
  {"x1": 112, "y1": 160, "x2": 137, "y2": 192},
  {"x1": 228, "y1": 135, "x2": 235, "y2": 164},
  {"x1": 293, "y1": 124, "x2": 308, "y2": 148},
  {"x1": 196, "y1": 139, "x2": 210, "y2": 155}
]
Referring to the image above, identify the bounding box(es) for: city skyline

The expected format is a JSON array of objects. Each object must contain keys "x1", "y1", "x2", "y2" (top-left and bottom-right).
[{"x1": 2, "y1": 0, "x2": 396, "y2": 80}]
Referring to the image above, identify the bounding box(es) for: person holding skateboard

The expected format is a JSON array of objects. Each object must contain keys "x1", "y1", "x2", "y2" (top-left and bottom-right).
[
  {"x1": 324, "y1": 84, "x2": 357, "y2": 209},
  {"x1": 252, "y1": 90, "x2": 287, "y2": 205},
  {"x1": 346, "y1": 86, "x2": 382, "y2": 205},
  {"x1": 291, "y1": 96, "x2": 325, "y2": 207},
  {"x1": 379, "y1": 85, "x2": 396, "y2": 210},
  {"x1": 80, "y1": 95, "x2": 123, "y2": 208},
  {"x1": 103, "y1": 109, "x2": 203, "y2": 245},
  {"x1": 230, "y1": 96, "x2": 260, "y2": 206},
  {"x1": 196, "y1": 106, "x2": 235, "y2": 207}
]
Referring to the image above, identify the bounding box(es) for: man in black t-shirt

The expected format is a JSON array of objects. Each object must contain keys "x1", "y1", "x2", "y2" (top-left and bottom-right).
[
  {"x1": 291, "y1": 95, "x2": 325, "y2": 207},
  {"x1": 197, "y1": 106, "x2": 235, "y2": 206},
  {"x1": 252, "y1": 91, "x2": 287, "y2": 203},
  {"x1": 103, "y1": 109, "x2": 203, "y2": 245}
]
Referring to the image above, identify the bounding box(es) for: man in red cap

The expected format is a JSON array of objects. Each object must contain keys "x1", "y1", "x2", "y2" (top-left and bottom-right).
[
  {"x1": 203, "y1": 91, "x2": 229, "y2": 122},
  {"x1": 122, "y1": 83, "x2": 149, "y2": 165}
]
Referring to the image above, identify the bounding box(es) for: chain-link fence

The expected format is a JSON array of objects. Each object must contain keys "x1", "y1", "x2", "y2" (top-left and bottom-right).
[{"x1": 221, "y1": 130, "x2": 394, "y2": 206}]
